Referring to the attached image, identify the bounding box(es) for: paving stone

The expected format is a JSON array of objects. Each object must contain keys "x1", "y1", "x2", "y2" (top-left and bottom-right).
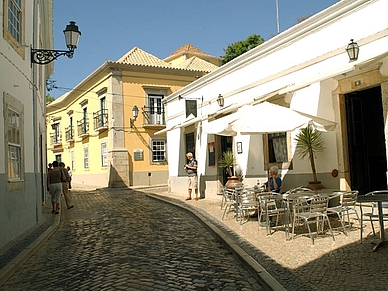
[{"x1": 0, "y1": 189, "x2": 261, "y2": 291}]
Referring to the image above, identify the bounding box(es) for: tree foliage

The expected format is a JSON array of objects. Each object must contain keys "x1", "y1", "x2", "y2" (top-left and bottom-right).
[
  {"x1": 221, "y1": 34, "x2": 265, "y2": 65},
  {"x1": 218, "y1": 151, "x2": 236, "y2": 177},
  {"x1": 295, "y1": 125, "x2": 325, "y2": 182},
  {"x1": 46, "y1": 94, "x2": 55, "y2": 104}
]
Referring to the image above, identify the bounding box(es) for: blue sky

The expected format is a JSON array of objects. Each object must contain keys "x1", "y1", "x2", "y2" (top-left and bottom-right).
[{"x1": 50, "y1": 0, "x2": 339, "y2": 98}]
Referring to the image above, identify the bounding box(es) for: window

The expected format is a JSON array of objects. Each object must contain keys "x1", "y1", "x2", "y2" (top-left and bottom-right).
[
  {"x1": 71, "y1": 150, "x2": 75, "y2": 171},
  {"x1": 52, "y1": 123, "x2": 61, "y2": 144},
  {"x1": 8, "y1": 0, "x2": 22, "y2": 42},
  {"x1": 268, "y1": 132, "x2": 288, "y2": 163},
  {"x1": 152, "y1": 140, "x2": 166, "y2": 162},
  {"x1": 4, "y1": 93, "x2": 24, "y2": 191},
  {"x1": 69, "y1": 116, "x2": 73, "y2": 139},
  {"x1": 185, "y1": 132, "x2": 195, "y2": 158},
  {"x1": 3, "y1": 0, "x2": 24, "y2": 56},
  {"x1": 84, "y1": 146, "x2": 89, "y2": 169},
  {"x1": 148, "y1": 94, "x2": 164, "y2": 125},
  {"x1": 7, "y1": 109, "x2": 21, "y2": 179},
  {"x1": 101, "y1": 141, "x2": 107, "y2": 167}
]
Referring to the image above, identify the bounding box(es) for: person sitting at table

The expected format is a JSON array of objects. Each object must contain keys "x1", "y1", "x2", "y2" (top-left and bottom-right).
[
  {"x1": 264, "y1": 166, "x2": 282, "y2": 193},
  {"x1": 250, "y1": 166, "x2": 282, "y2": 218}
]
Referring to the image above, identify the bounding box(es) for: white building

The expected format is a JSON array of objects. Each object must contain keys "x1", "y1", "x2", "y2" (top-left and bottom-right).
[
  {"x1": 159, "y1": 0, "x2": 388, "y2": 199},
  {"x1": 0, "y1": 1, "x2": 53, "y2": 248}
]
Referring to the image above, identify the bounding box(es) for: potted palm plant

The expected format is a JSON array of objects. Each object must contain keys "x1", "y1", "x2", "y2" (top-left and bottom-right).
[
  {"x1": 295, "y1": 125, "x2": 326, "y2": 190},
  {"x1": 218, "y1": 151, "x2": 241, "y2": 188}
]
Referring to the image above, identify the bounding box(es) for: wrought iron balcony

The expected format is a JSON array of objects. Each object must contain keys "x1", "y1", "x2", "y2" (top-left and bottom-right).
[
  {"x1": 50, "y1": 132, "x2": 62, "y2": 146},
  {"x1": 65, "y1": 126, "x2": 74, "y2": 141},
  {"x1": 93, "y1": 109, "x2": 108, "y2": 131},
  {"x1": 77, "y1": 119, "x2": 89, "y2": 137},
  {"x1": 143, "y1": 106, "x2": 165, "y2": 126}
]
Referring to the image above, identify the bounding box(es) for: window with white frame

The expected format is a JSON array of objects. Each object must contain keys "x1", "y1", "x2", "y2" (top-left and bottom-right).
[
  {"x1": 84, "y1": 146, "x2": 89, "y2": 169},
  {"x1": 71, "y1": 149, "x2": 75, "y2": 171},
  {"x1": 7, "y1": 0, "x2": 22, "y2": 42},
  {"x1": 148, "y1": 94, "x2": 164, "y2": 125},
  {"x1": 3, "y1": 0, "x2": 24, "y2": 56},
  {"x1": 7, "y1": 109, "x2": 21, "y2": 179},
  {"x1": 101, "y1": 141, "x2": 107, "y2": 167},
  {"x1": 151, "y1": 140, "x2": 166, "y2": 162}
]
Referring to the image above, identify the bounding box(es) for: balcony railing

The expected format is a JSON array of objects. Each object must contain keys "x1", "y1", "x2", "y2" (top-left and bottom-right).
[
  {"x1": 65, "y1": 126, "x2": 74, "y2": 141},
  {"x1": 143, "y1": 106, "x2": 165, "y2": 126},
  {"x1": 93, "y1": 109, "x2": 108, "y2": 130},
  {"x1": 50, "y1": 132, "x2": 62, "y2": 146},
  {"x1": 77, "y1": 119, "x2": 89, "y2": 137}
]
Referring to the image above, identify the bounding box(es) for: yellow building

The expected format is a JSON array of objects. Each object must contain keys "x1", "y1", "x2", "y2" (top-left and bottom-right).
[{"x1": 46, "y1": 44, "x2": 220, "y2": 187}]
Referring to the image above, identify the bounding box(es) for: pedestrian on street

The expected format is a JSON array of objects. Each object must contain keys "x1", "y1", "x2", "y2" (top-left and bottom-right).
[
  {"x1": 59, "y1": 162, "x2": 74, "y2": 209},
  {"x1": 47, "y1": 161, "x2": 65, "y2": 214},
  {"x1": 66, "y1": 166, "x2": 72, "y2": 190},
  {"x1": 184, "y1": 152, "x2": 198, "y2": 201}
]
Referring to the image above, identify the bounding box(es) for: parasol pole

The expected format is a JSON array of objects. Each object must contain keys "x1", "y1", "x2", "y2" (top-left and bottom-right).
[{"x1": 265, "y1": 132, "x2": 270, "y2": 190}]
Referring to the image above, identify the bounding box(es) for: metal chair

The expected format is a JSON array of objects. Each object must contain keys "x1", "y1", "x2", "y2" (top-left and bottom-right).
[
  {"x1": 258, "y1": 192, "x2": 287, "y2": 234},
  {"x1": 327, "y1": 190, "x2": 359, "y2": 236},
  {"x1": 235, "y1": 187, "x2": 258, "y2": 225},
  {"x1": 221, "y1": 187, "x2": 238, "y2": 220},
  {"x1": 359, "y1": 190, "x2": 388, "y2": 242},
  {"x1": 291, "y1": 196, "x2": 335, "y2": 244}
]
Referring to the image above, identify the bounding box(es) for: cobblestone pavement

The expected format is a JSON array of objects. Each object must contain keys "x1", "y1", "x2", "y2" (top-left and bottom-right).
[
  {"x1": 0, "y1": 188, "x2": 263, "y2": 291},
  {"x1": 150, "y1": 189, "x2": 388, "y2": 291}
]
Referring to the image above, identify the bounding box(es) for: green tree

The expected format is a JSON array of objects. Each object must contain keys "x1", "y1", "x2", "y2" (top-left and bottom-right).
[
  {"x1": 221, "y1": 34, "x2": 265, "y2": 65},
  {"x1": 46, "y1": 94, "x2": 55, "y2": 104}
]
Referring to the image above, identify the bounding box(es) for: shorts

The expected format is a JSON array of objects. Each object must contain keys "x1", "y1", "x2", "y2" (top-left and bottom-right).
[
  {"x1": 188, "y1": 176, "x2": 198, "y2": 189},
  {"x1": 49, "y1": 183, "x2": 62, "y2": 203}
]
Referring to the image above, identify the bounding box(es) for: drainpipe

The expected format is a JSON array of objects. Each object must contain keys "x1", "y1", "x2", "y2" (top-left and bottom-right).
[{"x1": 32, "y1": 1, "x2": 39, "y2": 223}]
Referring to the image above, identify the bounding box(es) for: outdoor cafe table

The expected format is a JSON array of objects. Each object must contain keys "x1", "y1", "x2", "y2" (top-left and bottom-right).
[{"x1": 357, "y1": 193, "x2": 388, "y2": 252}]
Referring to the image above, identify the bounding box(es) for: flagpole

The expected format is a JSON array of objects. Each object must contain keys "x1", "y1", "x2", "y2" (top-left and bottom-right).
[{"x1": 275, "y1": 0, "x2": 280, "y2": 34}]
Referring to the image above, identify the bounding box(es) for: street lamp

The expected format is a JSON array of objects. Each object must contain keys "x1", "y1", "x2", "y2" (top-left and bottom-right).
[
  {"x1": 130, "y1": 105, "x2": 139, "y2": 128},
  {"x1": 346, "y1": 39, "x2": 359, "y2": 62},
  {"x1": 31, "y1": 21, "x2": 81, "y2": 65}
]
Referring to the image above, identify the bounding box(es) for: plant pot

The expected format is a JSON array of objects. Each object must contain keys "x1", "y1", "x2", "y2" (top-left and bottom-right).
[
  {"x1": 306, "y1": 181, "x2": 325, "y2": 190},
  {"x1": 225, "y1": 176, "x2": 242, "y2": 189}
]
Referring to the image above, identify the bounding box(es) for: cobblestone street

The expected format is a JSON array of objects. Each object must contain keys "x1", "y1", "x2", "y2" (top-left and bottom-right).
[{"x1": 0, "y1": 189, "x2": 262, "y2": 291}]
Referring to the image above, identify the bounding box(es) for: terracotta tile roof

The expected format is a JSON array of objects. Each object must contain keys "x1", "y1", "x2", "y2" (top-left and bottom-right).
[
  {"x1": 174, "y1": 56, "x2": 219, "y2": 72},
  {"x1": 165, "y1": 43, "x2": 220, "y2": 60},
  {"x1": 117, "y1": 47, "x2": 172, "y2": 68}
]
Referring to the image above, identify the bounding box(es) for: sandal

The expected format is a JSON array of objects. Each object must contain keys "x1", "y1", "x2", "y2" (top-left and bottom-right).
[{"x1": 185, "y1": 197, "x2": 192, "y2": 201}]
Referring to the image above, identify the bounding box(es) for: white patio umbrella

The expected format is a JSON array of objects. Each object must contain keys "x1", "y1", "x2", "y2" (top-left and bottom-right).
[
  {"x1": 230, "y1": 102, "x2": 336, "y2": 186},
  {"x1": 231, "y1": 102, "x2": 335, "y2": 134}
]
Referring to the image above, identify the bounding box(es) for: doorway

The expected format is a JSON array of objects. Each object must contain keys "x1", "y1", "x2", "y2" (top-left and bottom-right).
[
  {"x1": 345, "y1": 86, "x2": 387, "y2": 194},
  {"x1": 220, "y1": 136, "x2": 233, "y2": 185}
]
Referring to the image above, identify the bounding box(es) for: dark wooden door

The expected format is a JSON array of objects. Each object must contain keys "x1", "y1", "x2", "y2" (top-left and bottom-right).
[{"x1": 345, "y1": 86, "x2": 387, "y2": 194}]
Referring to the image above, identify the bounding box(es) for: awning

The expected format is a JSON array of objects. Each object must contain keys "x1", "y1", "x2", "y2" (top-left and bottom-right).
[
  {"x1": 230, "y1": 102, "x2": 336, "y2": 134},
  {"x1": 154, "y1": 115, "x2": 206, "y2": 136},
  {"x1": 175, "y1": 115, "x2": 206, "y2": 129},
  {"x1": 154, "y1": 125, "x2": 176, "y2": 136},
  {"x1": 207, "y1": 111, "x2": 242, "y2": 136}
]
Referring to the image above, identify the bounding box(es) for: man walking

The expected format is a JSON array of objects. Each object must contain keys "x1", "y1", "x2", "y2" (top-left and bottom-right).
[
  {"x1": 184, "y1": 152, "x2": 198, "y2": 201},
  {"x1": 59, "y1": 162, "x2": 74, "y2": 209}
]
